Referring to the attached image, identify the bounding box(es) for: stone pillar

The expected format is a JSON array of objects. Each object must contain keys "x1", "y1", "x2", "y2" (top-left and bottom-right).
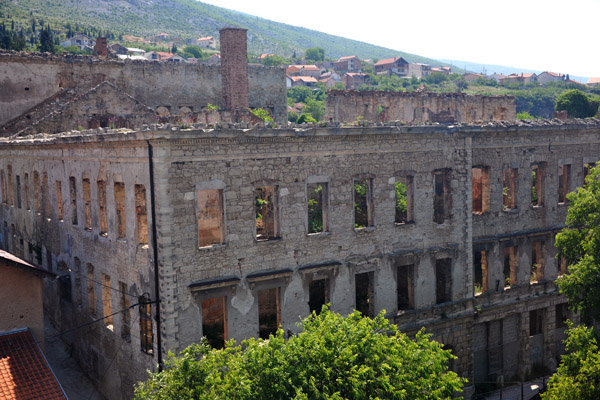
[
  {"x1": 219, "y1": 28, "x2": 249, "y2": 113},
  {"x1": 93, "y1": 38, "x2": 108, "y2": 57}
]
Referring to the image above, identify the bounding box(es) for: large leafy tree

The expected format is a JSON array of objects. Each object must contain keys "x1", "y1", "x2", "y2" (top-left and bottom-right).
[
  {"x1": 305, "y1": 46, "x2": 325, "y2": 62},
  {"x1": 555, "y1": 165, "x2": 600, "y2": 324},
  {"x1": 542, "y1": 324, "x2": 600, "y2": 400},
  {"x1": 134, "y1": 309, "x2": 465, "y2": 399},
  {"x1": 555, "y1": 89, "x2": 599, "y2": 119}
]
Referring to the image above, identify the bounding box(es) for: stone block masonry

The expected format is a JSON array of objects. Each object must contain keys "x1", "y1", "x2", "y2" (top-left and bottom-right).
[
  {"x1": 1, "y1": 118, "x2": 598, "y2": 398},
  {"x1": 325, "y1": 89, "x2": 516, "y2": 123},
  {"x1": 220, "y1": 28, "x2": 250, "y2": 113}
]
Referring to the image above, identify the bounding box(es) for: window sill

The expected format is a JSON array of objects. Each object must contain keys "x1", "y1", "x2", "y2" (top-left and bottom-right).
[
  {"x1": 198, "y1": 243, "x2": 226, "y2": 251},
  {"x1": 307, "y1": 231, "x2": 330, "y2": 238},
  {"x1": 354, "y1": 226, "x2": 375, "y2": 233},
  {"x1": 502, "y1": 208, "x2": 519, "y2": 214},
  {"x1": 256, "y1": 237, "x2": 281, "y2": 243},
  {"x1": 395, "y1": 221, "x2": 415, "y2": 227},
  {"x1": 530, "y1": 205, "x2": 543, "y2": 209}
]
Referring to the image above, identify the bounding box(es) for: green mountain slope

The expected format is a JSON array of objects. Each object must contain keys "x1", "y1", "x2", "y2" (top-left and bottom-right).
[{"x1": 0, "y1": 0, "x2": 445, "y2": 65}]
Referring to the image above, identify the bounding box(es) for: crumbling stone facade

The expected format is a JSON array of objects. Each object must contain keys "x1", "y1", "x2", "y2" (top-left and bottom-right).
[
  {"x1": 0, "y1": 51, "x2": 287, "y2": 129},
  {"x1": 325, "y1": 89, "x2": 516, "y2": 123},
  {"x1": 1, "y1": 119, "x2": 597, "y2": 398}
]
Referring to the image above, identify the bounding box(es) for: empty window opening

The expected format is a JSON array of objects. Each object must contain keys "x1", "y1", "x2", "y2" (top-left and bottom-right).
[
  {"x1": 69, "y1": 177, "x2": 78, "y2": 225},
  {"x1": 74, "y1": 258, "x2": 82, "y2": 307},
  {"x1": 56, "y1": 181, "x2": 63, "y2": 221},
  {"x1": 396, "y1": 264, "x2": 414, "y2": 311},
  {"x1": 555, "y1": 303, "x2": 568, "y2": 329},
  {"x1": 354, "y1": 178, "x2": 374, "y2": 229},
  {"x1": 101, "y1": 273, "x2": 114, "y2": 331},
  {"x1": 558, "y1": 164, "x2": 571, "y2": 204},
  {"x1": 474, "y1": 250, "x2": 488, "y2": 295},
  {"x1": 82, "y1": 178, "x2": 92, "y2": 230},
  {"x1": 433, "y1": 169, "x2": 451, "y2": 224},
  {"x1": 502, "y1": 168, "x2": 518, "y2": 211},
  {"x1": 119, "y1": 282, "x2": 131, "y2": 341},
  {"x1": 584, "y1": 162, "x2": 596, "y2": 182},
  {"x1": 472, "y1": 167, "x2": 490, "y2": 214},
  {"x1": 0, "y1": 170, "x2": 6, "y2": 204},
  {"x1": 7, "y1": 165, "x2": 13, "y2": 206},
  {"x1": 114, "y1": 182, "x2": 126, "y2": 239},
  {"x1": 503, "y1": 246, "x2": 518, "y2": 288},
  {"x1": 395, "y1": 176, "x2": 414, "y2": 224},
  {"x1": 58, "y1": 262, "x2": 71, "y2": 302},
  {"x1": 558, "y1": 257, "x2": 568, "y2": 276},
  {"x1": 33, "y1": 171, "x2": 41, "y2": 214},
  {"x1": 197, "y1": 189, "x2": 225, "y2": 247},
  {"x1": 135, "y1": 185, "x2": 149, "y2": 245},
  {"x1": 255, "y1": 186, "x2": 279, "y2": 240},
  {"x1": 308, "y1": 278, "x2": 330, "y2": 314},
  {"x1": 201, "y1": 296, "x2": 227, "y2": 348},
  {"x1": 15, "y1": 175, "x2": 21, "y2": 209},
  {"x1": 258, "y1": 287, "x2": 281, "y2": 339},
  {"x1": 531, "y1": 164, "x2": 544, "y2": 207},
  {"x1": 531, "y1": 241, "x2": 546, "y2": 283},
  {"x1": 24, "y1": 173, "x2": 30, "y2": 211},
  {"x1": 307, "y1": 183, "x2": 328, "y2": 233},
  {"x1": 436, "y1": 258, "x2": 452, "y2": 304},
  {"x1": 97, "y1": 180, "x2": 108, "y2": 236},
  {"x1": 139, "y1": 296, "x2": 154, "y2": 354},
  {"x1": 86, "y1": 263, "x2": 96, "y2": 315},
  {"x1": 529, "y1": 309, "x2": 543, "y2": 336},
  {"x1": 42, "y1": 172, "x2": 50, "y2": 219},
  {"x1": 355, "y1": 271, "x2": 374, "y2": 317}
]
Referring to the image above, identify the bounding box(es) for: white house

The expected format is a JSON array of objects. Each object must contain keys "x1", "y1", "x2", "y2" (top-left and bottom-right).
[{"x1": 59, "y1": 34, "x2": 95, "y2": 50}]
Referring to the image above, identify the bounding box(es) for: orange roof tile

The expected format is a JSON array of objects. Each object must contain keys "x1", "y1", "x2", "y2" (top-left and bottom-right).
[
  {"x1": 375, "y1": 57, "x2": 405, "y2": 66},
  {"x1": 197, "y1": 36, "x2": 214, "y2": 41},
  {"x1": 338, "y1": 56, "x2": 358, "y2": 61},
  {"x1": 588, "y1": 77, "x2": 600, "y2": 84},
  {"x1": 0, "y1": 329, "x2": 67, "y2": 400}
]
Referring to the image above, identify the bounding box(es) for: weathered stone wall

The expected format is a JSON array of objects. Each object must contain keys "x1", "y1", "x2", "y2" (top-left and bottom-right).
[
  {"x1": 1, "y1": 119, "x2": 598, "y2": 398},
  {"x1": 220, "y1": 28, "x2": 249, "y2": 112},
  {"x1": 0, "y1": 264, "x2": 45, "y2": 345},
  {"x1": 0, "y1": 134, "x2": 156, "y2": 400},
  {"x1": 325, "y1": 90, "x2": 516, "y2": 123},
  {"x1": 0, "y1": 52, "x2": 287, "y2": 125}
]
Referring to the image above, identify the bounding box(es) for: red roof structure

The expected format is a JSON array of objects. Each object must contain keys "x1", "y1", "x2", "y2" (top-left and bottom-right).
[{"x1": 0, "y1": 329, "x2": 67, "y2": 400}]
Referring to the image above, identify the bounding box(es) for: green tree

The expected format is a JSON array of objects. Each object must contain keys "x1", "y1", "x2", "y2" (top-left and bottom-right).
[
  {"x1": 303, "y1": 98, "x2": 325, "y2": 121},
  {"x1": 542, "y1": 324, "x2": 600, "y2": 400},
  {"x1": 134, "y1": 309, "x2": 465, "y2": 399},
  {"x1": 182, "y1": 45, "x2": 204, "y2": 59},
  {"x1": 261, "y1": 54, "x2": 289, "y2": 67},
  {"x1": 38, "y1": 25, "x2": 54, "y2": 53},
  {"x1": 171, "y1": 43, "x2": 177, "y2": 54},
  {"x1": 555, "y1": 165, "x2": 600, "y2": 324},
  {"x1": 305, "y1": 46, "x2": 325, "y2": 62},
  {"x1": 555, "y1": 89, "x2": 598, "y2": 118}
]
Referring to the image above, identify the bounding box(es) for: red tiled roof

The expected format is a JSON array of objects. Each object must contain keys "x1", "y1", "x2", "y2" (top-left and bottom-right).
[
  {"x1": 338, "y1": 56, "x2": 358, "y2": 61},
  {"x1": 588, "y1": 77, "x2": 600, "y2": 84},
  {"x1": 291, "y1": 76, "x2": 318, "y2": 83},
  {"x1": 302, "y1": 65, "x2": 320, "y2": 71},
  {"x1": 197, "y1": 36, "x2": 214, "y2": 41},
  {"x1": 375, "y1": 57, "x2": 404, "y2": 66},
  {"x1": 0, "y1": 329, "x2": 67, "y2": 400}
]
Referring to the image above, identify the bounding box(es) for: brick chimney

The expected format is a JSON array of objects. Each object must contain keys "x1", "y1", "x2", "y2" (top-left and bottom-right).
[
  {"x1": 93, "y1": 37, "x2": 108, "y2": 57},
  {"x1": 219, "y1": 28, "x2": 249, "y2": 112}
]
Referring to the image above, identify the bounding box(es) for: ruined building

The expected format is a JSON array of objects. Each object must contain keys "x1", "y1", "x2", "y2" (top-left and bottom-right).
[{"x1": 0, "y1": 27, "x2": 590, "y2": 400}]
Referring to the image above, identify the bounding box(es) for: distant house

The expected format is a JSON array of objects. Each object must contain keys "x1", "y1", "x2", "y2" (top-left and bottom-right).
[
  {"x1": 408, "y1": 63, "x2": 432, "y2": 79},
  {"x1": 126, "y1": 47, "x2": 146, "y2": 56},
  {"x1": 258, "y1": 53, "x2": 274, "y2": 61},
  {"x1": 320, "y1": 76, "x2": 338, "y2": 88},
  {"x1": 488, "y1": 73, "x2": 506, "y2": 83},
  {"x1": 431, "y1": 66, "x2": 451, "y2": 75},
  {"x1": 463, "y1": 73, "x2": 486, "y2": 82},
  {"x1": 374, "y1": 57, "x2": 409, "y2": 77},
  {"x1": 166, "y1": 53, "x2": 186, "y2": 63},
  {"x1": 59, "y1": 34, "x2": 95, "y2": 50},
  {"x1": 334, "y1": 56, "x2": 362, "y2": 73},
  {"x1": 286, "y1": 64, "x2": 321, "y2": 78},
  {"x1": 537, "y1": 71, "x2": 564, "y2": 85},
  {"x1": 501, "y1": 73, "x2": 538, "y2": 85},
  {"x1": 109, "y1": 43, "x2": 128, "y2": 55},
  {"x1": 196, "y1": 36, "x2": 216, "y2": 49},
  {"x1": 588, "y1": 77, "x2": 600, "y2": 87},
  {"x1": 343, "y1": 72, "x2": 368, "y2": 90},
  {"x1": 145, "y1": 51, "x2": 175, "y2": 61},
  {"x1": 289, "y1": 76, "x2": 318, "y2": 87},
  {"x1": 154, "y1": 33, "x2": 170, "y2": 41},
  {"x1": 203, "y1": 53, "x2": 221, "y2": 65}
]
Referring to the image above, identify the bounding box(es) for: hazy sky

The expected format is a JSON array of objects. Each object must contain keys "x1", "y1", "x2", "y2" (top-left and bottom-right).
[{"x1": 200, "y1": 0, "x2": 600, "y2": 79}]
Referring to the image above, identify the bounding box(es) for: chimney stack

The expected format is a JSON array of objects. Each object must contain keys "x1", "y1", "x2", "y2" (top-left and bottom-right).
[
  {"x1": 93, "y1": 37, "x2": 108, "y2": 58},
  {"x1": 219, "y1": 28, "x2": 249, "y2": 112}
]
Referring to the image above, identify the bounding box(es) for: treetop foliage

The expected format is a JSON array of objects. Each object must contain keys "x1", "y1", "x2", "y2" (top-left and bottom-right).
[
  {"x1": 555, "y1": 89, "x2": 600, "y2": 119},
  {"x1": 134, "y1": 308, "x2": 465, "y2": 400},
  {"x1": 555, "y1": 165, "x2": 600, "y2": 324}
]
